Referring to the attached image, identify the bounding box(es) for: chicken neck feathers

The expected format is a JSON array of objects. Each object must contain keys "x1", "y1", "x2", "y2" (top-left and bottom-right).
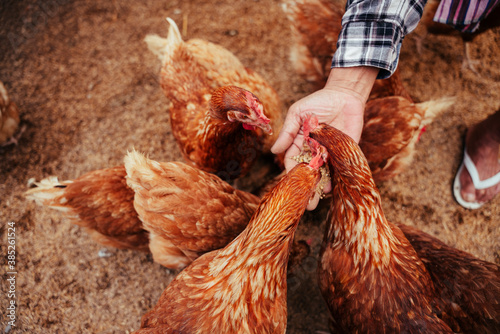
[
  {"x1": 136, "y1": 162, "x2": 322, "y2": 333},
  {"x1": 311, "y1": 123, "x2": 453, "y2": 333}
]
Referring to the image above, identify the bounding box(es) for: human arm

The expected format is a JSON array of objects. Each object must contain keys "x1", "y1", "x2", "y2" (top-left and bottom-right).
[{"x1": 272, "y1": 0, "x2": 427, "y2": 210}]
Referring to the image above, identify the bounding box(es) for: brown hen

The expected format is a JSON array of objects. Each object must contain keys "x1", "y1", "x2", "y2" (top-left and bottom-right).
[
  {"x1": 26, "y1": 150, "x2": 314, "y2": 270},
  {"x1": 133, "y1": 144, "x2": 326, "y2": 334},
  {"x1": 309, "y1": 120, "x2": 499, "y2": 333},
  {"x1": 280, "y1": 0, "x2": 457, "y2": 182},
  {"x1": 281, "y1": 0, "x2": 413, "y2": 101},
  {"x1": 25, "y1": 153, "x2": 259, "y2": 266},
  {"x1": 360, "y1": 95, "x2": 455, "y2": 181},
  {"x1": 25, "y1": 166, "x2": 149, "y2": 251},
  {"x1": 145, "y1": 18, "x2": 284, "y2": 180},
  {"x1": 124, "y1": 150, "x2": 260, "y2": 269}
]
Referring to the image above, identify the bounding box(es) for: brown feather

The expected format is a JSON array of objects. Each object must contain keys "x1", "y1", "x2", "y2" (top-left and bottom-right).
[
  {"x1": 360, "y1": 96, "x2": 455, "y2": 181},
  {"x1": 398, "y1": 223, "x2": 500, "y2": 333},
  {"x1": 145, "y1": 19, "x2": 284, "y2": 180},
  {"x1": 311, "y1": 123, "x2": 453, "y2": 333},
  {"x1": 134, "y1": 162, "x2": 323, "y2": 333},
  {"x1": 124, "y1": 150, "x2": 261, "y2": 269},
  {"x1": 0, "y1": 81, "x2": 21, "y2": 145},
  {"x1": 25, "y1": 166, "x2": 149, "y2": 251},
  {"x1": 311, "y1": 122, "x2": 499, "y2": 332}
]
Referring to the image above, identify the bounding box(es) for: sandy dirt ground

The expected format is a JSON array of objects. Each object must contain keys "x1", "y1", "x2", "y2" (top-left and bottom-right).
[{"x1": 0, "y1": 0, "x2": 499, "y2": 333}]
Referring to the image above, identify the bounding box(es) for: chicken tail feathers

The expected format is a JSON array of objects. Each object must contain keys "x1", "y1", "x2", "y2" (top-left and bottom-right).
[
  {"x1": 144, "y1": 17, "x2": 183, "y2": 65},
  {"x1": 0, "y1": 81, "x2": 11, "y2": 105},
  {"x1": 417, "y1": 96, "x2": 456, "y2": 126},
  {"x1": 124, "y1": 150, "x2": 158, "y2": 192},
  {"x1": 25, "y1": 176, "x2": 73, "y2": 212}
]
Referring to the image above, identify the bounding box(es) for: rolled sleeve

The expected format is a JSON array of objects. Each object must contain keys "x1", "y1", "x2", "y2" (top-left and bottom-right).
[{"x1": 332, "y1": 0, "x2": 426, "y2": 79}]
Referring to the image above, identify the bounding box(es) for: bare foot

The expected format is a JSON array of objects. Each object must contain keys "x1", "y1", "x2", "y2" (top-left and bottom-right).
[{"x1": 459, "y1": 110, "x2": 500, "y2": 205}]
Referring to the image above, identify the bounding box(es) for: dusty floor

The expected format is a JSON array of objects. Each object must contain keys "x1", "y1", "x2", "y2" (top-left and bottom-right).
[{"x1": 0, "y1": 0, "x2": 499, "y2": 333}]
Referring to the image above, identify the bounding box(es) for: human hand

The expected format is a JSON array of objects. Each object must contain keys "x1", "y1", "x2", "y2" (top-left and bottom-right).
[{"x1": 271, "y1": 67, "x2": 378, "y2": 210}]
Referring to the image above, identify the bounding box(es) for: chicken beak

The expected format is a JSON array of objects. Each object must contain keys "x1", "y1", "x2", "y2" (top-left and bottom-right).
[{"x1": 259, "y1": 123, "x2": 273, "y2": 135}]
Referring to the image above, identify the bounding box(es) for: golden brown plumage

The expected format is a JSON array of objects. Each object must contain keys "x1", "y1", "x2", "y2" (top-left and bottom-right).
[
  {"x1": 360, "y1": 95, "x2": 455, "y2": 181},
  {"x1": 398, "y1": 224, "x2": 500, "y2": 333},
  {"x1": 25, "y1": 151, "x2": 260, "y2": 267},
  {"x1": 0, "y1": 80, "x2": 21, "y2": 146},
  {"x1": 281, "y1": 0, "x2": 343, "y2": 85},
  {"x1": 309, "y1": 120, "x2": 499, "y2": 333},
  {"x1": 26, "y1": 148, "x2": 313, "y2": 270},
  {"x1": 145, "y1": 18, "x2": 284, "y2": 180},
  {"x1": 25, "y1": 166, "x2": 149, "y2": 251},
  {"x1": 134, "y1": 149, "x2": 326, "y2": 333},
  {"x1": 281, "y1": 0, "x2": 413, "y2": 101},
  {"x1": 124, "y1": 150, "x2": 261, "y2": 269}
]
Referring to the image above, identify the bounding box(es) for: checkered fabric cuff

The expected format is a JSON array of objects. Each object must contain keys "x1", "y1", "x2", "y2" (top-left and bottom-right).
[{"x1": 331, "y1": 20, "x2": 403, "y2": 79}]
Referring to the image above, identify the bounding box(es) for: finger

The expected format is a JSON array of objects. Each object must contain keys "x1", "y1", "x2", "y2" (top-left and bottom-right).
[
  {"x1": 284, "y1": 157, "x2": 298, "y2": 173},
  {"x1": 283, "y1": 135, "x2": 304, "y2": 172},
  {"x1": 307, "y1": 192, "x2": 320, "y2": 211},
  {"x1": 270, "y1": 110, "x2": 302, "y2": 154},
  {"x1": 323, "y1": 180, "x2": 332, "y2": 194}
]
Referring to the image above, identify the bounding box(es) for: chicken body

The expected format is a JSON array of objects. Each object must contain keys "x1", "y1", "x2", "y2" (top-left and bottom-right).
[
  {"x1": 134, "y1": 160, "x2": 324, "y2": 333},
  {"x1": 145, "y1": 18, "x2": 284, "y2": 180},
  {"x1": 281, "y1": 0, "x2": 457, "y2": 182},
  {"x1": 0, "y1": 80, "x2": 21, "y2": 146},
  {"x1": 399, "y1": 224, "x2": 500, "y2": 333},
  {"x1": 310, "y1": 122, "x2": 499, "y2": 333},
  {"x1": 281, "y1": 0, "x2": 412, "y2": 101},
  {"x1": 360, "y1": 96, "x2": 455, "y2": 181},
  {"x1": 25, "y1": 166, "x2": 149, "y2": 251},
  {"x1": 26, "y1": 151, "x2": 266, "y2": 269},
  {"x1": 124, "y1": 150, "x2": 261, "y2": 269}
]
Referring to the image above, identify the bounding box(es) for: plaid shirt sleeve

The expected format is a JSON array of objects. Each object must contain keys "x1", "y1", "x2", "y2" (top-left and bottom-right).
[{"x1": 332, "y1": 0, "x2": 427, "y2": 79}]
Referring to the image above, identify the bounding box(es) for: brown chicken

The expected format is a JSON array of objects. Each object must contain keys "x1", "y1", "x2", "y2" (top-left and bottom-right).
[
  {"x1": 398, "y1": 224, "x2": 500, "y2": 333},
  {"x1": 309, "y1": 119, "x2": 500, "y2": 333},
  {"x1": 359, "y1": 95, "x2": 455, "y2": 181},
  {"x1": 0, "y1": 80, "x2": 21, "y2": 146},
  {"x1": 124, "y1": 150, "x2": 261, "y2": 269},
  {"x1": 281, "y1": 0, "x2": 413, "y2": 101},
  {"x1": 145, "y1": 18, "x2": 284, "y2": 180},
  {"x1": 133, "y1": 142, "x2": 327, "y2": 334},
  {"x1": 25, "y1": 166, "x2": 149, "y2": 251},
  {"x1": 26, "y1": 150, "x2": 315, "y2": 270}
]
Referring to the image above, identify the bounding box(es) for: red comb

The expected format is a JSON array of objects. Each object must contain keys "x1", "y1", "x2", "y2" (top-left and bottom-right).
[{"x1": 307, "y1": 137, "x2": 327, "y2": 170}]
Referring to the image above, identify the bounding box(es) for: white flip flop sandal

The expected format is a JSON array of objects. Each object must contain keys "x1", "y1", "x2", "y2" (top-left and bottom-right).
[{"x1": 453, "y1": 149, "x2": 500, "y2": 209}]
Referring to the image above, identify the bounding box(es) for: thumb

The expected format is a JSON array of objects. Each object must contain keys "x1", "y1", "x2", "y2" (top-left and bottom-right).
[{"x1": 271, "y1": 111, "x2": 302, "y2": 154}]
